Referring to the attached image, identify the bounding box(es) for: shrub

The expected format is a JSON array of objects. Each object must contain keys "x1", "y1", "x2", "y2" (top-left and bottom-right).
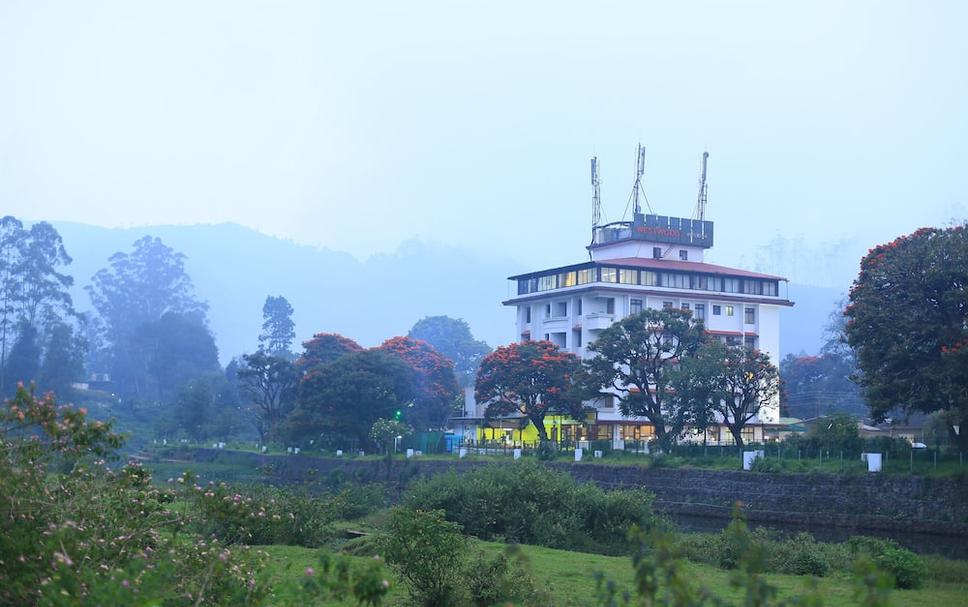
[
  {"x1": 874, "y1": 547, "x2": 927, "y2": 589},
  {"x1": 378, "y1": 508, "x2": 468, "y2": 607},
  {"x1": 770, "y1": 532, "x2": 830, "y2": 576},
  {"x1": 403, "y1": 461, "x2": 655, "y2": 554},
  {"x1": 750, "y1": 457, "x2": 784, "y2": 473}
]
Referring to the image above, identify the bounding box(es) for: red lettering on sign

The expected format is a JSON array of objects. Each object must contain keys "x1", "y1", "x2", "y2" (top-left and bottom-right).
[{"x1": 636, "y1": 226, "x2": 682, "y2": 237}]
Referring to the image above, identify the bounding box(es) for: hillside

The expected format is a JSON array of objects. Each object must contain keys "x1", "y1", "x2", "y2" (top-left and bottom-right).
[{"x1": 49, "y1": 221, "x2": 842, "y2": 363}]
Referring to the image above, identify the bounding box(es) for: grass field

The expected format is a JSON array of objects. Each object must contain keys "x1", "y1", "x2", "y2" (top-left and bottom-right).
[{"x1": 257, "y1": 539, "x2": 968, "y2": 607}]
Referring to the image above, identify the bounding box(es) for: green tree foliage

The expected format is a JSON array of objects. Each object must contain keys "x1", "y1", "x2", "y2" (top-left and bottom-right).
[
  {"x1": 38, "y1": 320, "x2": 86, "y2": 399},
  {"x1": 369, "y1": 418, "x2": 412, "y2": 456},
  {"x1": 0, "y1": 217, "x2": 77, "y2": 396},
  {"x1": 258, "y1": 295, "x2": 296, "y2": 358},
  {"x1": 2, "y1": 324, "x2": 41, "y2": 393},
  {"x1": 844, "y1": 225, "x2": 968, "y2": 450},
  {"x1": 296, "y1": 332, "x2": 363, "y2": 374},
  {"x1": 237, "y1": 350, "x2": 297, "y2": 442},
  {"x1": 676, "y1": 341, "x2": 779, "y2": 449},
  {"x1": 475, "y1": 340, "x2": 582, "y2": 442},
  {"x1": 127, "y1": 311, "x2": 220, "y2": 403},
  {"x1": 408, "y1": 315, "x2": 491, "y2": 387},
  {"x1": 86, "y1": 236, "x2": 208, "y2": 400},
  {"x1": 166, "y1": 373, "x2": 244, "y2": 441},
  {"x1": 289, "y1": 349, "x2": 415, "y2": 447},
  {"x1": 378, "y1": 336, "x2": 460, "y2": 430},
  {"x1": 582, "y1": 309, "x2": 706, "y2": 448}
]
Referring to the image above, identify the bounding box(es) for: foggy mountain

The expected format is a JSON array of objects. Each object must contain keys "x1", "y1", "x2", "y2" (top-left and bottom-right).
[{"x1": 51, "y1": 221, "x2": 843, "y2": 364}]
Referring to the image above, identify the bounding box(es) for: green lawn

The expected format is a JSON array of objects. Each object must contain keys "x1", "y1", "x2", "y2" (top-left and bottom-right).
[{"x1": 257, "y1": 540, "x2": 968, "y2": 607}]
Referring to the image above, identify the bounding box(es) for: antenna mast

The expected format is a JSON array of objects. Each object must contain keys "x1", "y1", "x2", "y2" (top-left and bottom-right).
[
  {"x1": 591, "y1": 156, "x2": 601, "y2": 229},
  {"x1": 632, "y1": 143, "x2": 646, "y2": 214},
  {"x1": 696, "y1": 151, "x2": 709, "y2": 221}
]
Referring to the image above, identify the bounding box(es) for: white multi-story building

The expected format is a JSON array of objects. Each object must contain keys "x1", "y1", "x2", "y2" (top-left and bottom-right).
[{"x1": 494, "y1": 212, "x2": 794, "y2": 446}]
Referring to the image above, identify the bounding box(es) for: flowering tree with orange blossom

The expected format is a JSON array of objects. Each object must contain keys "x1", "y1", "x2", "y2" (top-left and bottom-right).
[
  {"x1": 379, "y1": 336, "x2": 459, "y2": 430},
  {"x1": 296, "y1": 332, "x2": 363, "y2": 374},
  {"x1": 844, "y1": 225, "x2": 968, "y2": 450},
  {"x1": 475, "y1": 340, "x2": 582, "y2": 442}
]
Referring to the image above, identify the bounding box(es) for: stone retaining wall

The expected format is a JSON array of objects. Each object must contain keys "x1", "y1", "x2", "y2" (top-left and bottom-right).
[{"x1": 158, "y1": 448, "x2": 968, "y2": 536}]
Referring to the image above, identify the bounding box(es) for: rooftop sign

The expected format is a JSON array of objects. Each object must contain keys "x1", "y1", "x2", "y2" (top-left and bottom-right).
[{"x1": 591, "y1": 213, "x2": 715, "y2": 249}]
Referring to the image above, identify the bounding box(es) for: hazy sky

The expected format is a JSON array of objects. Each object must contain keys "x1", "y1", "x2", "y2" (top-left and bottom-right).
[{"x1": 2, "y1": 1, "x2": 965, "y2": 279}]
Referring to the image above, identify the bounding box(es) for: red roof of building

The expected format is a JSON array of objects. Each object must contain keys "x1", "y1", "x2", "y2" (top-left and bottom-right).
[{"x1": 604, "y1": 257, "x2": 785, "y2": 281}]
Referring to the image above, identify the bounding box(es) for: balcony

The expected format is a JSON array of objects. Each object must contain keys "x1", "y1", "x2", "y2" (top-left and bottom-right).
[{"x1": 583, "y1": 313, "x2": 616, "y2": 331}]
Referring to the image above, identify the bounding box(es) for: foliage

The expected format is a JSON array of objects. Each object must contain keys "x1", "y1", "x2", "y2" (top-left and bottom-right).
[
  {"x1": 582, "y1": 308, "x2": 706, "y2": 449},
  {"x1": 369, "y1": 418, "x2": 412, "y2": 456},
  {"x1": 165, "y1": 372, "x2": 245, "y2": 441},
  {"x1": 259, "y1": 295, "x2": 296, "y2": 358},
  {"x1": 289, "y1": 349, "x2": 415, "y2": 446},
  {"x1": 128, "y1": 310, "x2": 221, "y2": 403},
  {"x1": 379, "y1": 508, "x2": 468, "y2": 607},
  {"x1": 780, "y1": 353, "x2": 865, "y2": 420},
  {"x1": 403, "y1": 461, "x2": 655, "y2": 554},
  {"x1": 379, "y1": 507, "x2": 546, "y2": 607},
  {"x1": 378, "y1": 336, "x2": 460, "y2": 430},
  {"x1": 846, "y1": 537, "x2": 926, "y2": 589},
  {"x1": 408, "y1": 315, "x2": 491, "y2": 388},
  {"x1": 675, "y1": 340, "x2": 780, "y2": 449},
  {"x1": 296, "y1": 332, "x2": 363, "y2": 374},
  {"x1": 844, "y1": 224, "x2": 968, "y2": 450},
  {"x1": 476, "y1": 340, "x2": 583, "y2": 442},
  {"x1": 269, "y1": 550, "x2": 389, "y2": 607},
  {"x1": 0, "y1": 217, "x2": 77, "y2": 397},
  {"x1": 0, "y1": 385, "x2": 268, "y2": 605},
  {"x1": 237, "y1": 350, "x2": 297, "y2": 442},
  {"x1": 38, "y1": 320, "x2": 86, "y2": 400}
]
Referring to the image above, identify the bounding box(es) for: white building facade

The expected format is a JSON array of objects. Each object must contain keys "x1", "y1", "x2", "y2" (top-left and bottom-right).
[{"x1": 497, "y1": 212, "x2": 794, "y2": 447}]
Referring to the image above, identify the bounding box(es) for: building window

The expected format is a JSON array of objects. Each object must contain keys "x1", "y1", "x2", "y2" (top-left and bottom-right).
[
  {"x1": 538, "y1": 274, "x2": 556, "y2": 291},
  {"x1": 741, "y1": 427, "x2": 755, "y2": 445},
  {"x1": 619, "y1": 269, "x2": 638, "y2": 284},
  {"x1": 545, "y1": 303, "x2": 551, "y2": 317},
  {"x1": 743, "y1": 280, "x2": 760, "y2": 295},
  {"x1": 573, "y1": 329, "x2": 583, "y2": 348},
  {"x1": 706, "y1": 426, "x2": 720, "y2": 443},
  {"x1": 601, "y1": 267, "x2": 618, "y2": 283},
  {"x1": 518, "y1": 279, "x2": 530, "y2": 295},
  {"x1": 630, "y1": 298, "x2": 643, "y2": 315},
  {"x1": 725, "y1": 305, "x2": 734, "y2": 316},
  {"x1": 641, "y1": 270, "x2": 658, "y2": 286},
  {"x1": 653, "y1": 247, "x2": 662, "y2": 259},
  {"x1": 695, "y1": 303, "x2": 706, "y2": 320},
  {"x1": 561, "y1": 271, "x2": 577, "y2": 287},
  {"x1": 662, "y1": 301, "x2": 673, "y2": 310},
  {"x1": 744, "y1": 335, "x2": 757, "y2": 348},
  {"x1": 553, "y1": 301, "x2": 568, "y2": 318},
  {"x1": 605, "y1": 298, "x2": 615, "y2": 314},
  {"x1": 525, "y1": 306, "x2": 532, "y2": 323},
  {"x1": 681, "y1": 302, "x2": 690, "y2": 311},
  {"x1": 713, "y1": 305, "x2": 722, "y2": 316},
  {"x1": 661, "y1": 273, "x2": 687, "y2": 289},
  {"x1": 744, "y1": 307, "x2": 755, "y2": 324},
  {"x1": 725, "y1": 335, "x2": 741, "y2": 346},
  {"x1": 763, "y1": 281, "x2": 778, "y2": 296},
  {"x1": 724, "y1": 278, "x2": 740, "y2": 293},
  {"x1": 576, "y1": 298, "x2": 583, "y2": 315},
  {"x1": 679, "y1": 250, "x2": 688, "y2": 261},
  {"x1": 577, "y1": 268, "x2": 597, "y2": 284}
]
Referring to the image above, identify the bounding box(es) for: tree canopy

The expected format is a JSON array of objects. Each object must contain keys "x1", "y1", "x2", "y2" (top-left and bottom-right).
[
  {"x1": 844, "y1": 225, "x2": 968, "y2": 449},
  {"x1": 296, "y1": 332, "x2": 363, "y2": 374},
  {"x1": 475, "y1": 340, "x2": 582, "y2": 442},
  {"x1": 258, "y1": 295, "x2": 295, "y2": 358},
  {"x1": 378, "y1": 336, "x2": 459, "y2": 430},
  {"x1": 582, "y1": 308, "x2": 706, "y2": 448},
  {"x1": 408, "y1": 316, "x2": 490, "y2": 387},
  {"x1": 237, "y1": 350, "x2": 297, "y2": 442},
  {"x1": 289, "y1": 349, "x2": 415, "y2": 447}
]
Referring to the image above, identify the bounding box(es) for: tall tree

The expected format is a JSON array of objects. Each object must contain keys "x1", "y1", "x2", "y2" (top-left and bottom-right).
[
  {"x1": 475, "y1": 340, "x2": 582, "y2": 442},
  {"x1": 408, "y1": 316, "x2": 491, "y2": 387},
  {"x1": 378, "y1": 336, "x2": 460, "y2": 430},
  {"x1": 289, "y1": 349, "x2": 415, "y2": 447},
  {"x1": 676, "y1": 341, "x2": 779, "y2": 449},
  {"x1": 127, "y1": 312, "x2": 220, "y2": 403},
  {"x1": 844, "y1": 225, "x2": 968, "y2": 450},
  {"x1": 258, "y1": 295, "x2": 296, "y2": 358},
  {"x1": 296, "y1": 332, "x2": 363, "y2": 374},
  {"x1": 2, "y1": 324, "x2": 41, "y2": 394},
  {"x1": 87, "y1": 236, "x2": 207, "y2": 399},
  {"x1": 581, "y1": 308, "x2": 707, "y2": 449},
  {"x1": 237, "y1": 350, "x2": 297, "y2": 442},
  {"x1": 38, "y1": 321, "x2": 86, "y2": 399},
  {"x1": 0, "y1": 217, "x2": 26, "y2": 391}
]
